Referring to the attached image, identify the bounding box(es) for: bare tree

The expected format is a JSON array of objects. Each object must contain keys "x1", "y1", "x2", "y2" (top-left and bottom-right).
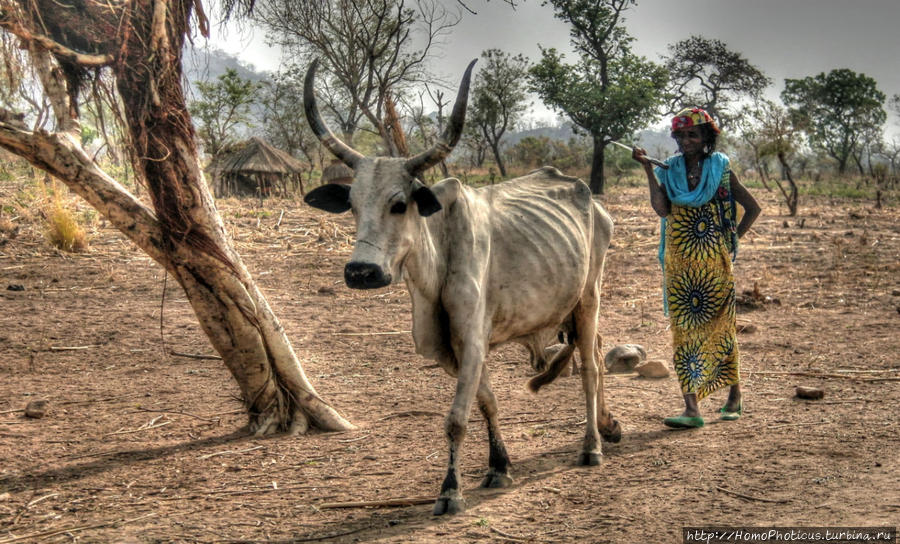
[
  {"x1": 0, "y1": 0, "x2": 353, "y2": 435},
  {"x1": 257, "y1": 66, "x2": 320, "y2": 184},
  {"x1": 753, "y1": 99, "x2": 800, "y2": 216},
  {"x1": 230, "y1": 0, "x2": 459, "y2": 157}
]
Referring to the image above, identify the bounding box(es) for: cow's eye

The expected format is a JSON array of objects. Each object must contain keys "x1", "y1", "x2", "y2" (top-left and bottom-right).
[{"x1": 390, "y1": 201, "x2": 407, "y2": 214}]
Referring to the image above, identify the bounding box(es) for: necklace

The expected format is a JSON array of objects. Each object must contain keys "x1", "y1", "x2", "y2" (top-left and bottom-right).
[{"x1": 686, "y1": 162, "x2": 702, "y2": 188}]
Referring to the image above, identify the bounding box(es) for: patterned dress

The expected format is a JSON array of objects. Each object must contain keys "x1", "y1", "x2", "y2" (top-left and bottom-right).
[{"x1": 664, "y1": 171, "x2": 739, "y2": 400}]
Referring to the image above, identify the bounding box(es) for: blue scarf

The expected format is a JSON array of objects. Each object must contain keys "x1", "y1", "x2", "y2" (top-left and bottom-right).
[{"x1": 655, "y1": 152, "x2": 729, "y2": 314}]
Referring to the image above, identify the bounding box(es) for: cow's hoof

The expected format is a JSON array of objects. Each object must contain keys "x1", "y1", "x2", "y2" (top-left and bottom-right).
[
  {"x1": 433, "y1": 495, "x2": 465, "y2": 516},
  {"x1": 577, "y1": 452, "x2": 602, "y2": 466},
  {"x1": 601, "y1": 419, "x2": 622, "y2": 443},
  {"x1": 480, "y1": 470, "x2": 513, "y2": 488}
]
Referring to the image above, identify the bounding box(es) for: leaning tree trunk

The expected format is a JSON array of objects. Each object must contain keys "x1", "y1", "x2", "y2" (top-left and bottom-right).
[
  {"x1": 0, "y1": 0, "x2": 353, "y2": 435},
  {"x1": 589, "y1": 137, "x2": 606, "y2": 195}
]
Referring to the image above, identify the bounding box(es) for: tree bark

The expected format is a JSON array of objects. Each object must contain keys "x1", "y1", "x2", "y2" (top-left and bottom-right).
[
  {"x1": 589, "y1": 137, "x2": 606, "y2": 195},
  {"x1": 0, "y1": 0, "x2": 353, "y2": 435}
]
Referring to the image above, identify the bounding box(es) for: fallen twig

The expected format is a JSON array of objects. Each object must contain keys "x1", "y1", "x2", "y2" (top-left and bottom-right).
[
  {"x1": 376, "y1": 410, "x2": 443, "y2": 421},
  {"x1": 132, "y1": 407, "x2": 219, "y2": 422},
  {"x1": 49, "y1": 345, "x2": 100, "y2": 351},
  {"x1": 168, "y1": 349, "x2": 222, "y2": 360},
  {"x1": 750, "y1": 370, "x2": 898, "y2": 381},
  {"x1": 0, "y1": 409, "x2": 24, "y2": 415},
  {"x1": 337, "y1": 433, "x2": 372, "y2": 443},
  {"x1": 0, "y1": 512, "x2": 156, "y2": 543},
  {"x1": 318, "y1": 496, "x2": 434, "y2": 509},
  {"x1": 102, "y1": 416, "x2": 172, "y2": 437},
  {"x1": 333, "y1": 330, "x2": 410, "y2": 336},
  {"x1": 715, "y1": 486, "x2": 790, "y2": 504},
  {"x1": 198, "y1": 445, "x2": 264, "y2": 460},
  {"x1": 489, "y1": 526, "x2": 529, "y2": 541}
]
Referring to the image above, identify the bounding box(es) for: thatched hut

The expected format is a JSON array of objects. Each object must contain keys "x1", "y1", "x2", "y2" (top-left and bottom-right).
[
  {"x1": 321, "y1": 158, "x2": 355, "y2": 185},
  {"x1": 211, "y1": 137, "x2": 307, "y2": 198}
]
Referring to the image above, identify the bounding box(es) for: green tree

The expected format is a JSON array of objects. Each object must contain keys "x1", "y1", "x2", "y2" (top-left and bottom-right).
[
  {"x1": 781, "y1": 69, "x2": 886, "y2": 175},
  {"x1": 528, "y1": 0, "x2": 667, "y2": 194},
  {"x1": 189, "y1": 68, "x2": 259, "y2": 162},
  {"x1": 663, "y1": 35, "x2": 770, "y2": 128},
  {"x1": 469, "y1": 49, "x2": 530, "y2": 177}
]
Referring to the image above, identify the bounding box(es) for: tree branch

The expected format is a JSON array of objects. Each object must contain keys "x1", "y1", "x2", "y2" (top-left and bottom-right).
[{"x1": 0, "y1": 17, "x2": 114, "y2": 67}]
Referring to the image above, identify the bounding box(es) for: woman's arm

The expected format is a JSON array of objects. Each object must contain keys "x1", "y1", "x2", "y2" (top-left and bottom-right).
[
  {"x1": 730, "y1": 170, "x2": 761, "y2": 238},
  {"x1": 633, "y1": 147, "x2": 669, "y2": 217}
]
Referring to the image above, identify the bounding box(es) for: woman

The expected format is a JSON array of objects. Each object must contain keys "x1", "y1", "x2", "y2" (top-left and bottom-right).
[{"x1": 632, "y1": 107, "x2": 760, "y2": 428}]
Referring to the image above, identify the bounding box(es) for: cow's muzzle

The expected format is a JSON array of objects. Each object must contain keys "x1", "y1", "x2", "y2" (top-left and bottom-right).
[{"x1": 344, "y1": 262, "x2": 392, "y2": 289}]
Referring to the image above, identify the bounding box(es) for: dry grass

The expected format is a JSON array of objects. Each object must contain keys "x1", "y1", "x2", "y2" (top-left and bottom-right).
[{"x1": 45, "y1": 198, "x2": 88, "y2": 252}]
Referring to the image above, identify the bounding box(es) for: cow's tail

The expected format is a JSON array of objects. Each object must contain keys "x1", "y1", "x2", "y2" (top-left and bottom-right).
[{"x1": 527, "y1": 344, "x2": 576, "y2": 393}]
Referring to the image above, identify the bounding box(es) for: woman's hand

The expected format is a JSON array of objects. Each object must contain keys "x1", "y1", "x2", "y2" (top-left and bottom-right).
[{"x1": 632, "y1": 147, "x2": 654, "y2": 169}]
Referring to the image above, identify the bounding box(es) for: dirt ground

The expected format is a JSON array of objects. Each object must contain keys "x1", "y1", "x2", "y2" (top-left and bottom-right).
[{"x1": 1, "y1": 182, "x2": 898, "y2": 543}]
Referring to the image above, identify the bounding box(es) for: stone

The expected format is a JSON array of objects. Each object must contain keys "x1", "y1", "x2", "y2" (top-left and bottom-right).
[
  {"x1": 604, "y1": 344, "x2": 646, "y2": 374},
  {"x1": 24, "y1": 399, "x2": 49, "y2": 418},
  {"x1": 795, "y1": 386, "x2": 824, "y2": 400},
  {"x1": 635, "y1": 360, "x2": 670, "y2": 379}
]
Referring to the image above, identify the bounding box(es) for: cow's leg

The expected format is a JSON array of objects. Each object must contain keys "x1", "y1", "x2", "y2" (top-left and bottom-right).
[
  {"x1": 477, "y1": 367, "x2": 513, "y2": 489},
  {"x1": 433, "y1": 339, "x2": 485, "y2": 516},
  {"x1": 574, "y1": 286, "x2": 604, "y2": 466},
  {"x1": 594, "y1": 332, "x2": 622, "y2": 443}
]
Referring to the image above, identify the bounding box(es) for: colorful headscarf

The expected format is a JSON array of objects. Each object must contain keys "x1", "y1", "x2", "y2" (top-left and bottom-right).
[{"x1": 671, "y1": 107, "x2": 720, "y2": 134}]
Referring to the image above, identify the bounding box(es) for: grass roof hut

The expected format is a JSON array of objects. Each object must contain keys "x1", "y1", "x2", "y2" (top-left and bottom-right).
[
  {"x1": 212, "y1": 137, "x2": 307, "y2": 198},
  {"x1": 321, "y1": 158, "x2": 355, "y2": 185}
]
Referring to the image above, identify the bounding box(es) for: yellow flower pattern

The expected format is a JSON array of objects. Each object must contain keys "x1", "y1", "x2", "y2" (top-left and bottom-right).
[{"x1": 665, "y1": 173, "x2": 739, "y2": 400}]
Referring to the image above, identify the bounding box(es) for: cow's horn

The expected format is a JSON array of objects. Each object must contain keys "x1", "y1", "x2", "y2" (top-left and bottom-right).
[
  {"x1": 304, "y1": 59, "x2": 365, "y2": 168},
  {"x1": 405, "y1": 59, "x2": 477, "y2": 174}
]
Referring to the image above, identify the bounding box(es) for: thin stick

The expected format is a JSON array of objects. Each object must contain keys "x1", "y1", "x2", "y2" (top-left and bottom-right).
[
  {"x1": 275, "y1": 209, "x2": 285, "y2": 229},
  {"x1": 168, "y1": 350, "x2": 222, "y2": 360},
  {"x1": 26, "y1": 493, "x2": 58, "y2": 508},
  {"x1": 0, "y1": 513, "x2": 156, "y2": 544},
  {"x1": 749, "y1": 370, "x2": 898, "y2": 381},
  {"x1": 318, "y1": 496, "x2": 435, "y2": 509},
  {"x1": 49, "y1": 345, "x2": 100, "y2": 351},
  {"x1": 489, "y1": 526, "x2": 528, "y2": 541},
  {"x1": 198, "y1": 445, "x2": 264, "y2": 460},
  {"x1": 0, "y1": 409, "x2": 24, "y2": 415},
  {"x1": 715, "y1": 486, "x2": 790, "y2": 504},
  {"x1": 102, "y1": 420, "x2": 171, "y2": 437},
  {"x1": 376, "y1": 410, "x2": 443, "y2": 421},
  {"x1": 333, "y1": 330, "x2": 410, "y2": 336},
  {"x1": 337, "y1": 433, "x2": 371, "y2": 443},
  {"x1": 132, "y1": 408, "x2": 218, "y2": 422}
]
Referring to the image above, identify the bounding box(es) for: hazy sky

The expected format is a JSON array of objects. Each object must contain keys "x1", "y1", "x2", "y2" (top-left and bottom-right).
[{"x1": 207, "y1": 0, "x2": 900, "y2": 133}]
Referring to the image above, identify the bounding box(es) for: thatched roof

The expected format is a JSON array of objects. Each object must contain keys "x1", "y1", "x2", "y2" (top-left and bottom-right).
[
  {"x1": 214, "y1": 137, "x2": 305, "y2": 175},
  {"x1": 321, "y1": 159, "x2": 354, "y2": 184}
]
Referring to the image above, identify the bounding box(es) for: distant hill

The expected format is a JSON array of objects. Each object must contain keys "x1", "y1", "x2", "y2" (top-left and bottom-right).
[{"x1": 183, "y1": 47, "x2": 270, "y2": 98}]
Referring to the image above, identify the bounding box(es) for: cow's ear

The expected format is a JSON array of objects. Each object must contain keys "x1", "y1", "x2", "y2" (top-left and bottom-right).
[
  {"x1": 429, "y1": 178, "x2": 461, "y2": 211},
  {"x1": 411, "y1": 181, "x2": 442, "y2": 217},
  {"x1": 304, "y1": 184, "x2": 351, "y2": 213}
]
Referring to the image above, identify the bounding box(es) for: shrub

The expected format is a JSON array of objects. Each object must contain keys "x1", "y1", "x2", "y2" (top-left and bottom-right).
[{"x1": 45, "y1": 199, "x2": 88, "y2": 252}]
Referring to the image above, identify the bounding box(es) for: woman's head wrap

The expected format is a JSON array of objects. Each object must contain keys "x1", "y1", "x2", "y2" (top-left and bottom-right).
[{"x1": 671, "y1": 107, "x2": 720, "y2": 134}]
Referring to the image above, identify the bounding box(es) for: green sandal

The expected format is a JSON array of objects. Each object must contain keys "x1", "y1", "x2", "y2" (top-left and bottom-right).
[
  {"x1": 719, "y1": 401, "x2": 743, "y2": 421},
  {"x1": 663, "y1": 415, "x2": 705, "y2": 429}
]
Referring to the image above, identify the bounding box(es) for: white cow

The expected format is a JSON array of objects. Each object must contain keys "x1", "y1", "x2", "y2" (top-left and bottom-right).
[{"x1": 303, "y1": 59, "x2": 620, "y2": 515}]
